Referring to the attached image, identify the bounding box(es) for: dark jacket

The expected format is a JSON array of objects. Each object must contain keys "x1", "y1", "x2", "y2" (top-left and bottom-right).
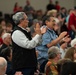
[{"x1": 12, "y1": 26, "x2": 37, "y2": 70}]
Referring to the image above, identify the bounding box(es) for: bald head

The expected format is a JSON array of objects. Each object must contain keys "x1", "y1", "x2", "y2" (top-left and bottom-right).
[{"x1": 0, "y1": 57, "x2": 7, "y2": 74}]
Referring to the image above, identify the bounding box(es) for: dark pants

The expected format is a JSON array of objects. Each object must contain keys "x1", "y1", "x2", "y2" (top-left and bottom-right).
[{"x1": 40, "y1": 60, "x2": 48, "y2": 73}]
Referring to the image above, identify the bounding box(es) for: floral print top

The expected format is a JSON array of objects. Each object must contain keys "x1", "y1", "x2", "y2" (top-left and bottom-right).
[{"x1": 45, "y1": 61, "x2": 59, "y2": 75}]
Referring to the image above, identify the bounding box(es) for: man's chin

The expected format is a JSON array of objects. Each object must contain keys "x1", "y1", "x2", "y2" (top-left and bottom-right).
[{"x1": 25, "y1": 25, "x2": 28, "y2": 28}]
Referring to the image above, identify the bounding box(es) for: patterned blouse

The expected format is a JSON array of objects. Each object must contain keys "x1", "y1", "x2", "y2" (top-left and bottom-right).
[{"x1": 45, "y1": 61, "x2": 59, "y2": 75}]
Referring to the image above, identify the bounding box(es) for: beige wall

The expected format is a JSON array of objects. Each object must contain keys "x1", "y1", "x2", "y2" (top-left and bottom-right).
[
  {"x1": 0, "y1": 0, "x2": 74, "y2": 14},
  {"x1": 74, "y1": 0, "x2": 76, "y2": 7}
]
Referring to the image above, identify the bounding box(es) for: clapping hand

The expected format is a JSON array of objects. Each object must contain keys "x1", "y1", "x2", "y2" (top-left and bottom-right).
[
  {"x1": 34, "y1": 23, "x2": 46, "y2": 35},
  {"x1": 63, "y1": 35, "x2": 71, "y2": 43},
  {"x1": 59, "y1": 31, "x2": 67, "y2": 40}
]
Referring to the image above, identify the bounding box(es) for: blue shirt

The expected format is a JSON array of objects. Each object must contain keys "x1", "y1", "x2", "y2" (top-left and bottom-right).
[{"x1": 36, "y1": 28, "x2": 60, "y2": 64}]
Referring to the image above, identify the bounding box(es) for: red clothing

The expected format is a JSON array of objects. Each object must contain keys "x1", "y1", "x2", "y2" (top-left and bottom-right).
[
  {"x1": 13, "y1": 7, "x2": 19, "y2": 13},
  {"x1": 55, "y1": 5, "x2": 60, "y2": 12},
  {"x1": 0, "y1": 38, "x2": 3, "y2": 45},
  {"x1": 68, "y1": 13, "x2": 76, "y2": 30}
]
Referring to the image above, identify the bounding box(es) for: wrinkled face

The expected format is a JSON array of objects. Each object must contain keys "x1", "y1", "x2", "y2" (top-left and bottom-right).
[
  {"x1": 20, "y1": 14, "x2": 29, "y2": 29},
  {"x1": 4, "y1": 35, "x2": 11, "y2": 45},
  {"x1": 46, "y1": 17, "x2": 56, "y2": 29},
  {"x1": 57, "y1": 53, "x2": 61, "y2": 60}
]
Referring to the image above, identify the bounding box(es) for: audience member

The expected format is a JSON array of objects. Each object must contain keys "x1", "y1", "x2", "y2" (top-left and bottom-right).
[
  {"x1": 71, "y1": 38, "x2": 76, "y2": 48},
  {"x1": 36, "y1": 10, "x2": 43, "y2": 20},
  {"x1": 30, "y1": 19, "x2": 39, "y2": 36},
  {"x1": 0, "y1": 33, "x2": 11, "y2": 53},
  {"x1": 68, "y1": 6, "x2": 76, "y2": 39},
  {"x1": 46, "y1": 0, "x2": 56, "y2": 11},
  {"x1": 45, "y1": 46, "x2": 61, "y2": 75},
  {"x1": 0, "y1": 57, "x2": 7, "y2": 75},
  {"x1": 60, "y1": 7, "x2": 67, "y2": 19},
  {"x1": 47, "y1": 9, "x2": 57, "y2": 17},
  {"x1": 24, "y1": 0, "x2": 34, "y2": 27},
  {"x1": 55, "y1": 1, "x2": 61, "y2": 12},
  {"x1": 0, "y1": 27, "x2": 6, "y2": 46},
  {"x1": 0, "y1": 47, "x2": 14, "y2": 75},
  {"x1": 24, "y1": 0, "x2": 34, "y2": 14},
  {"x1": 0, "y1": 18, "x2": 6, "y2": 31},
  {"x1": 57, "y1": 58, "x2": 76, "y2": 75},
  {"x1": 36, "y1": 15, "x2": 67, "y2": 73},
  {"x1": 66, "y1": 9, "x2": 73, "y2": 26},
  {"x1": 46, "y1": 9, "x2": 60, "y2": 35},
  {"x1": 12, "y1": 12, "x2": 46, "y2": 75},
  {"x1": 18, "y1": 6, "x2": 23, "y2": 12},
  {"x1": 60, "y1": 41, "x2": 68, "y2": 58},
  {"x1": 0, "y1": 1, "x2": 75, "y2": 75},
  {"x1": 6, "y1": 23, "x2": 13, "y2": 33},
  {"x1": 64, "y1": 47, "x2": 76, "y2": 62},
  {"x1": 13, "y1": 2, "x2": 20, "y2": 13}
]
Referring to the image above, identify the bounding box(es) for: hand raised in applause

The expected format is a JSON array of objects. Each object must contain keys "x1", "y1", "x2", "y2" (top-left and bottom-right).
[
  {"x1": 34, "y1": 23, "x2": 46, "y2": 35},
  {"x1": 59, "y1": 31, "x2": 67, "y2": 40},
  {"x1": 63, "y1": 35, "x2": 71, "y2": 43}
]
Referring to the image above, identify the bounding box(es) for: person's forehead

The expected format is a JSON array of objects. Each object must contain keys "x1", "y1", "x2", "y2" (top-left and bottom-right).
[
  {"x1": 50, "y1": 17, "x2": 54, "y2": 20},
  {"x1": 50, "y1": 17, "x2": 56, "y2": 22},
  {"x1": 24, "y1": 14, "x2": 28, "y2": 18}
]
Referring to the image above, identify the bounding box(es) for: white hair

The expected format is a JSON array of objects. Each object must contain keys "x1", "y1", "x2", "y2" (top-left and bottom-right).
[
  {"x1": 2, "y1": 33, "x2": 11, "y2": 40},
  {"x1": 71, "y1": 38, "x2": 76, "y2": 47},
  {"x1": 12, "y1": 12, "x2": 25, "y2": 24}
]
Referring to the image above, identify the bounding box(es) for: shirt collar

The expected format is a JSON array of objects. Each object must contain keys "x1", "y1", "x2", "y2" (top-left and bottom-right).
[
  {"x1": 47, "y1": 27, "x2": 54, "y2": 32},
  {"x1": 18, "y1": 26, "x2": 28, "y2": 32}
]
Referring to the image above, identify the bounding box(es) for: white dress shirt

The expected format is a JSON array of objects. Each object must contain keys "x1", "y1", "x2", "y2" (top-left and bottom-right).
[{"x1": 12, "y1": 29, "x2": 42, "y2": 49}]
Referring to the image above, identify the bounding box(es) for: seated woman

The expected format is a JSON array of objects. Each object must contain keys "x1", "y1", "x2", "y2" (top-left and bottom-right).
[
  {"x1": 64, "y1": 47, "x2": 76, "y2": 62},
  {"x1": 45, "y1": 46, "x2": 61, "y2": 75},
  {"x1": 0, "y1": 47, "x2": 15, "y2": 75},
  {"x1": 57, "y1": 58, "x2": 76, "y2": 75}
]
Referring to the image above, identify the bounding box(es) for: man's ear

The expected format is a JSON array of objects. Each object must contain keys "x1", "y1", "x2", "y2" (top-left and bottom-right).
[{"x1": 20, "y1": 20, "x2": 23, "y2": 23}]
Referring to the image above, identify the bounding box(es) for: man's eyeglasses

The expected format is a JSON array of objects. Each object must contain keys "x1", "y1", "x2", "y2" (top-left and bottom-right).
[{"x1": 22, "y1": 18, "x2": 29, "y2": 21}]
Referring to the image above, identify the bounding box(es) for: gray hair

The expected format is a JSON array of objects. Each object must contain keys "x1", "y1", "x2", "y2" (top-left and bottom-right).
[
  {"x1": 48, "y1": 46, "x2": 60, "y2": 59},
  {"x1": 12, "y1": 12, "x2": 25, "y2": 24}
]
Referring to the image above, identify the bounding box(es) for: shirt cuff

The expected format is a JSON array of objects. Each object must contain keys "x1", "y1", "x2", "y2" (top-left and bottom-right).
[{"x1": 32, "y1": 34, "x2": 42, "y2": 43}]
